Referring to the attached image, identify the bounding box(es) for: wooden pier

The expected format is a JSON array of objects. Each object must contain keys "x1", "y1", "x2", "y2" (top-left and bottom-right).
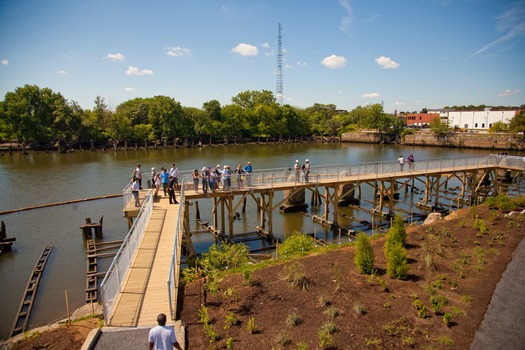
[{"x1": 10, "y1": 246, "x2": 53, "y2": 338}]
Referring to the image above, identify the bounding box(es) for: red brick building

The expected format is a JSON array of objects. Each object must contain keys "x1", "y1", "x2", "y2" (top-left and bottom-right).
[{"x1": 405, "y1": 113, "x2": 440, "y2": 127}]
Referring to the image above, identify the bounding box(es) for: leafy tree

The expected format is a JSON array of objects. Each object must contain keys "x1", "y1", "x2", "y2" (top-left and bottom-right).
[
  {"x1": 488, "y1": 121, "x2": 509, "y2": 133},
  {"x1": 384, "y1": 215, "x2": 406, "y2": 260},
  {"x1": 354, "y1": 232, "x2": 375, "y2": 274},
  {"x1": 429, "y1": 117, "x2": 451, "y2": 137},
  {"x1": 509, "y1": 110, "x2": 525, "y2": 136},
  {"x1": 231, "y1": 90, "x2": 276, "y2": 109},
  {"x1": 0, "y1": 84, "x2": 69, "y2": 148},
  {"x1": 107, "y1": 109, "x2": 133, "y2": 150},
  {"x1": 147, "y1": 96, "x2": 188, "y2": 140}
]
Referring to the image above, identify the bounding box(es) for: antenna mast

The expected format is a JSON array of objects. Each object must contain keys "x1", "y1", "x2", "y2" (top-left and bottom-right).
[{"x1": 276, "y1": 23, "x2": 284, "y2": 105}]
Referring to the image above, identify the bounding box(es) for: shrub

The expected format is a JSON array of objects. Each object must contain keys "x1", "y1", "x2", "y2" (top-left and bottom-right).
[
  {"x1": 443, "y1": 313, "x2": 452, "y2": 327},
  {"x1": 184, "y1": 242, "x2": 250, "y2": 283},
  {"x1": 198, "y1": 306, "x2": 209, "y2": 325},
  {"x1": 384, "y1": 216, "x2": 407, "y2": 260},
  {"x1": 282, "y1": 261, "x2": 309, "y2": 290},
  {"x1": 321, "y1": 321, "x2": 338, "y2": 334},
  {"x1": 277, "y1": 231, "x2": 315, "y2": 258},
  {"x1": 286, "y1": 311, "x2": 303, "y2": 327},
  {"x1": 386, "y1": 243, "x2": 409, "y2": 279},
  {"x1": 224, "y1": 312, "x2": 239, "y2": 330},
  {"x1": 354, "y1": 232, "x2": 375, "y2": 274},
  {"x1": 247, "y1": 317, "x2": 257, "y2": 334},
  {"x1": 317, "y1": 328, "x2": 334, "y2": 348},
  {"x1": 323, "y1": 306, "x2": 341, "y2": 318}
]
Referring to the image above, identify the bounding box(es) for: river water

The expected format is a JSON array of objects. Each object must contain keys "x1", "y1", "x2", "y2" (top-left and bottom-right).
[{"x1": 0, "y1": 142, "x2": 498, "y2": 339}]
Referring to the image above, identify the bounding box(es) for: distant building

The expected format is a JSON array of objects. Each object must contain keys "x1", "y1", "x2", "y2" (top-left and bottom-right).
[
  {"x1": 405, "y1": 113, "x2": 440, "y2": 127},
  {"x1": 414, "y1": 108, "x2": 521, "y2": 130}
]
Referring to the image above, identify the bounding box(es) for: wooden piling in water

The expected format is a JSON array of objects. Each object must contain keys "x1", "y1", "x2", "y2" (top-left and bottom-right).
[{"x1": 10, "y1": 246, "x2": 53, "y2": 338}]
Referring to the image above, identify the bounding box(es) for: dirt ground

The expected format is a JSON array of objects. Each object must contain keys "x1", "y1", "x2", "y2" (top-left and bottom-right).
[
  {"x1": 180, "y1": 204, "x2": 525, "y2": 349},
  {"x1": 7, "y1": 202, "x2": 525, "y2": 350}
]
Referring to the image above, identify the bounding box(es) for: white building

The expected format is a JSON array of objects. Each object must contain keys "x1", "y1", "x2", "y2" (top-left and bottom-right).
[{"x1": 427, "y1": 108, "x2": 520, "y2": 130}]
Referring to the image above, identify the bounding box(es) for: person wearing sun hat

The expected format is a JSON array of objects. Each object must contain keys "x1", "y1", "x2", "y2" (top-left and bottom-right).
[
  {"x1": 304, "y1": 159, "x2": 310, "y2": 183},
  {"x1": 294, "y1": 160, "x2": 301, "y2": 182}
]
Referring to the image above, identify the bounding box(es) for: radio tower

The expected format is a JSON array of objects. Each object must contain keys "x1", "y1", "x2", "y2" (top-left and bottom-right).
[{"x1": 276, "y1": 23, "x2": 284, "y2": 105}]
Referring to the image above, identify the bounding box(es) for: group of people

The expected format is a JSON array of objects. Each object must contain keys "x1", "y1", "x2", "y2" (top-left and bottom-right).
[
  {"x1": 195, "y1": 162, "x2": 253, "y2": 193},
  {"x1": 131, "y1": 163, "x2": 180, "y2": 206},
  {"x1": 397, "y1": 154, "x2": 415, "y2": 171},
  {"x1": 293, "y1": 159, "x2": 311, "y2": 183}
]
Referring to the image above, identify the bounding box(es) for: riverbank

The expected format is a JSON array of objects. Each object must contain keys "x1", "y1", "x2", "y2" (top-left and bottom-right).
[{"x1": 342, "y1": 130, "x2": 525, "y2": 151}]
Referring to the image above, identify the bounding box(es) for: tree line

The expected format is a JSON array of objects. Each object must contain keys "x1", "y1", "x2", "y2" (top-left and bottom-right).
[
  {"x1": 1, "y1": 84, "x2": 523, "y2": 151},
  {"x1": 0, "y1": 85, "x2": 404, "y2": 151}
]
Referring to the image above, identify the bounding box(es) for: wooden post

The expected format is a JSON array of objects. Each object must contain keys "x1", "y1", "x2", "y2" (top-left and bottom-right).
[{"x1": 65, "y1": 290, "x2": 71, "y2": 325}]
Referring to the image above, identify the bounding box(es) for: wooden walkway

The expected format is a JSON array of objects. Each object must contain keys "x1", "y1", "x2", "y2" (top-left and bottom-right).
[{"x1": 108, "y1": 195, "x2": 178, "y2": 327}]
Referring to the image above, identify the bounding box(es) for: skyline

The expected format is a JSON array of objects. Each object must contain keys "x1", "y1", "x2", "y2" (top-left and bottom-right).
[{"x1": 1, "y1": 0, "x2": 524, "y2": 113}]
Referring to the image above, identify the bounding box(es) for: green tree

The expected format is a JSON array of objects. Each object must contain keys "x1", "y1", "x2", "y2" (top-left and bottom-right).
[
  {"x1": 488, "y1": 121, "x2": 509, "y2": 133},
  {"x1": 354, "y1": 232, "x2": 375, "y2": 274},
  {"x1": 0, "y1": 84, "x2": 69, "y2": 148},
  {"x1": 429, "y1": 117, "x2": 451, "y2": 137},
  {"x1": 384, "y1": 215, "x2": 407, "y2": 260},
  {"x1": 386, "y1": 243, "x2": 409, "y2": 279},
  {"x1": 509, "y1": 110, "x2": 525, "y2": 137}
]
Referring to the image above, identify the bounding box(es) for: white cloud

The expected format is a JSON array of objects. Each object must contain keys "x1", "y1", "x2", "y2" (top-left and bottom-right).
[
  {"x1": 375, "y1": 56, "x2": 400, "y2": 69},
  {"x1": 126, "y1": 66, "x2": 154, "y2": 76},
  {"x1": 296, "y1": 61, "x2": 307, "y2": 67},
  {"x1": 498, "y1": 89, "x2": 521, "y2": 96},
  {"x1": 321, "y1": 55, "x2": 347, "y2": 69},
  {"x1": 106, "y1": 53, "x2": 125, "y2": 61},
  {"x1": 362, "y1": 92, "x2": 380, "y2": 98},
  {"x1": 232, "y1": 43, "x2": 259, "y2": 56},
  {"x1": 56, "y1": 70, "x2": 68, "y2": 74},
  {"x1": 166, "y1": 46, "x2": 191, "y2": 57},
  {"x1": 262, "y1": 43, "x2": 270, "y2": 49},
  {"x1": 1, "y1": 59, "x2": 8, "y2": 65},
  {"x1": 395, "y1": 101, "x2": 405, "y2": 106},
  {"x1": 338, "y1": 0, "x2": 354, "y2": 36},
  {"x1": 125, "y1": 87, "x2": 135, "y2": 92}
]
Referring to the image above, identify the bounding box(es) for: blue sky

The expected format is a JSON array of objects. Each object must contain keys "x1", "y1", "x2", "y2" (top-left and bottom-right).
[{"x1": 1, "y1": 0, "x2": 524, "y2": 113}]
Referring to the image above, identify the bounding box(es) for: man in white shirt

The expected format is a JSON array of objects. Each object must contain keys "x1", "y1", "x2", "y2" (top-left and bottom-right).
[
  {"x1": 148, "y1": 313, "x2": 182, "y2": 350},
  {"x1": 169, "y1": 164, "x2": 180, "y2": 191}
]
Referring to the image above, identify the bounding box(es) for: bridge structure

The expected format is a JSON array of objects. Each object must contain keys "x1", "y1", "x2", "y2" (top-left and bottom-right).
[{"x1": 99, "y1": 154, "x2": 524, "y2": 327}]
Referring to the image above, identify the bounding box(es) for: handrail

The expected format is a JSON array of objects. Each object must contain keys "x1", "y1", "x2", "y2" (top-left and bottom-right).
[
  {"x1": 100, "y1": 190, "x2": 154, "y2": 324},
  {"x1": 171, "y1": 154, "x2": 521, "y2": 190},
  {"x1": 167, "y1": 180, "x2": 185, "y2": 320}
]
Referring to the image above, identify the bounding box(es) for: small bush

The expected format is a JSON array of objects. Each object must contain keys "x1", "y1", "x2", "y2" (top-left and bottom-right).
[
  {"x1": 317, "y1": 294, "x2": 331, "y2": 308},
  {"x1": 443, "y1": 313, "x2": 452, "y2": 327},
  {"x1": 277, "y1": 231, "x2": 315, "y2": 258},
  {"x1": 247, "y1": 317, "x2": 257, "y2": 334},
  {"x1": 282, "y1": 261, "x2": 309, "y2": 290},
  {"x1": 317, "y1": 328, "x2": 334, "y2": 348},
  {"x1": 276, "y1": 330, "x2": 292, "y2": 347},
  {"x1": 224, "y1": 312, "x2": 239, "y2": 330},
  {"x1": 286, "y1": 311, "x2": 303, "y2": 327},
  {"x1": 353, "y1": 302, "x2": 367, "y2": 315},
  {"x1": 198, "y1": 306, "x2": 209, "y2": 325},
  {"x1": 323, "y1": 306, "x2": 341, "y2": 318},
  {"x1": 386, "y1": 243, "x2": 409, "y2": 279},
  {"x1": 321, "y1": 321, "x2": 338, "y2": 334},
  {"x1": 354, "y1": 232, "x2": 375, "y2": 274}
]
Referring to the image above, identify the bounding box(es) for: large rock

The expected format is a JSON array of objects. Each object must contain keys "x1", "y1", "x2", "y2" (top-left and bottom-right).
[{"x1": 423, "y1": 212, "x2": 442, "y2": 225}]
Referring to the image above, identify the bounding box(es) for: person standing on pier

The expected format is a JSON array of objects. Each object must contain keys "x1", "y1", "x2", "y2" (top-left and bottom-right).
[
  {"x1": 131, "y1": 177, "x2": 140, "y2": 207},
  {"x1": 304, "y1": 159, "x2": 310, "y2": 183},
  {"x1": 148, "y1": 313, "x2": 182, "y2": 350},
  {"x1": 244, "y1": 161, "x2": 253, "y2": 187},
  {"x1": 201, "y1": 167, "x2": 210, "y2": 193},
  {"x1": 223, "y1": 165, "x2": 232, "y2": 190},
  {"x1": 294, "y1": 160, "x2": 301, "y2": 182},
  {"x1": 235, "y1": 164, "x2": 245, "y2": 188},
  {"x1": 192, "y1": 169, "x2": 200, "y2": 192},
  {"x1": 169, "y1": 163, "x2": 180, "y2": 191},
  {"x1": 407, "y1": 154, "x2": 415, "y2": 170},
  {"x1": 134, "y1": 164, "x2": 143, "y2": 189},
  {"x1": 160, "y1": 168, "x2": 170, "y2": 196},
  {"x1": 168, "y1": 175, "x2": 178, "y2": 204},
  {"x1": 398, "y1": 155, "x2": 405, "y2": 171}
]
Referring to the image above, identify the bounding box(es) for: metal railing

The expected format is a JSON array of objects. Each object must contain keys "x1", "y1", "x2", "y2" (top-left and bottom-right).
[
  {"x1": 167, "y1": 181, "x2": 185, "y2": 320},
  {"x1": 174, "y1": 154, "x2": 520, "y2": 190},
  {"x1": 100, "y1": 191, "x2": 154, "y2": 324}
]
